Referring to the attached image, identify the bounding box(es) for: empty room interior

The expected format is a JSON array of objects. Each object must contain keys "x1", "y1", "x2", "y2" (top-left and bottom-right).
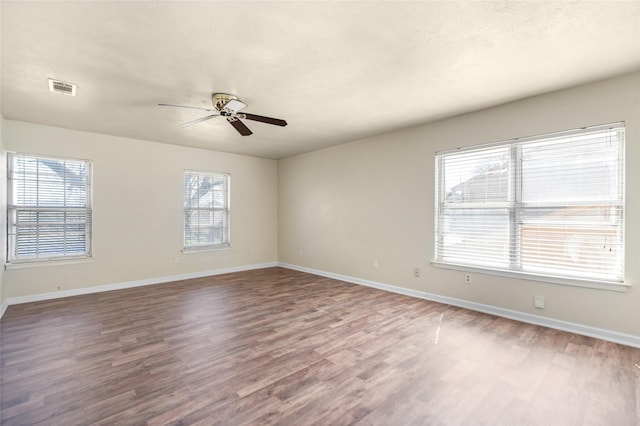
[{"x1": 1, "y1": 1, "x2": 639, "y2": 425}]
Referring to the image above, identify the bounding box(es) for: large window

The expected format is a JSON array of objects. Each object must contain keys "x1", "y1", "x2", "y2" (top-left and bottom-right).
[
  {"x1": 434, "y1": 123, "x2": 625, "y2": 285},
  {"x1": 183, "y1": 170, "x2": 230, "y2": 251},
  {"x1": 7, "y1": 153, "x2": 92, "y2": 263}
]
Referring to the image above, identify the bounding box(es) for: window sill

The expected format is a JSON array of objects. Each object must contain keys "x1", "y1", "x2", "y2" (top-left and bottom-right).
[
  {"x1": 182, "y1": 245, "x2": 231, "y2": 255},
  {"x1": 431, "y1": 261, "x2": 629, "y2": 293},
  {"x1": 5, "y1": 257, "x2": 95, "y2": 270}
]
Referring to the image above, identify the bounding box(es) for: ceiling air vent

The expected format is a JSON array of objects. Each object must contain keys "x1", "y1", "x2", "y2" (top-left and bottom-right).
[{"x1": 48, "y1": 79, "x2": 77, "y2": 96}]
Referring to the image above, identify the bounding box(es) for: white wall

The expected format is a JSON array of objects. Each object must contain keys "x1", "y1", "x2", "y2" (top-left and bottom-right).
[
  {"x1": 0, "y1": 2, "x2": 7, "y2": 317},
  {"x1": 0, "y1": 3, "x2": 5, "y2": 310},
  {"x1": 278, "y1": 72, "x2": 640, "y2": 336},
  {"x1": 3, "y1": 121, "x2": 278, "y2": 298},
  {"x1": 0, "y1": 115, "x2": 6, "y2": 312}
]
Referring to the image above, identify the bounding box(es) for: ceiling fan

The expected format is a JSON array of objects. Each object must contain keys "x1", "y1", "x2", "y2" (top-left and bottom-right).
[{"x1": 159, "y1": 93, "x2": 287, "y2": 136}]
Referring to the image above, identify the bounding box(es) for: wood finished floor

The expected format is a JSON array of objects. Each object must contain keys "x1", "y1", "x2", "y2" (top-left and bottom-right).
[{"x1": 1, "y1": 267, "x2": 639, "y2": 425}]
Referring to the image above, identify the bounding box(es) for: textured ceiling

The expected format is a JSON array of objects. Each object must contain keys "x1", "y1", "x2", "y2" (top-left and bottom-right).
[{"x1": 1, "y1": 1, "x2": 639, "y2": 159}]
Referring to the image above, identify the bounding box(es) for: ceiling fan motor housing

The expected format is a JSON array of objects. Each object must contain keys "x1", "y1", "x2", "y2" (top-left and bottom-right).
[{"x1": 212, "y1": 93, "x2": 238, "y2": 111}]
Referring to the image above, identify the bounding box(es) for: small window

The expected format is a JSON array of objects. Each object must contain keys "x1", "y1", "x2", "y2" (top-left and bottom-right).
[
  {"x1": 7, "y1": 153, "x2": 92, "y2": 263},
  {"x1": 434, "y1": 123, "x2": 625, "y2": 285},
  {"x1": 183, "y1": 170, "x2": 230, "y2": 251}
]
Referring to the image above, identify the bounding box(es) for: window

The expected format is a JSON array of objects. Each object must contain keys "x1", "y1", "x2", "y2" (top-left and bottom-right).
[
  {"x1": 7, "y1": 153, "x2": 92, "y2": 263},
  {"x1": 434, "y1": 123, "x2": 625, "y2": 285},
  {"x1": 183, "y1": 170, "x2": 230, "y2": 251}
]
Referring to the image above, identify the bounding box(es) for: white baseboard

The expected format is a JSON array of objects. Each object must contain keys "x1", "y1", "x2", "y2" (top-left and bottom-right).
[
  {"x1": 0, "y1": 300, "x2": 7, "y2": 318},
  {"x1": 278, "y1": 262, "x2": 640, "y2": 349},
  {"x1": 3, "y1": 262, "x2": 278, "y2": 310}
]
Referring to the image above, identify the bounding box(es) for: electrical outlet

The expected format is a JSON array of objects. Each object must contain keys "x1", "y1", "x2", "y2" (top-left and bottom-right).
[
  {"x1": 298, "y1": 248, "x2": 303, "y2": 257},
  {"x1": 534, "y1": 295, "x2": 545, "y2": 309},
  {"x1": 373, "y1": 259, "x2": 379, "y2": 269},
  {"x1": 464, "y1": 273, "x2": 472, "y2": 284},
  {"x1": 414, "y1": 268, "x2": 421, "y2": 277}
]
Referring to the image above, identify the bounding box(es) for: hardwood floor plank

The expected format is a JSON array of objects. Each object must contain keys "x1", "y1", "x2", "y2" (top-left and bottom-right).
[{"x1": 1, "y1": 267, "x2": 639, "y2": 425}]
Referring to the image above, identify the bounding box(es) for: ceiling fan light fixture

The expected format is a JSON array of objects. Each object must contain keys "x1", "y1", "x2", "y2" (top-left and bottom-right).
[{"x1": 224, "y1": 99, "x2": 247, "y2": 113}]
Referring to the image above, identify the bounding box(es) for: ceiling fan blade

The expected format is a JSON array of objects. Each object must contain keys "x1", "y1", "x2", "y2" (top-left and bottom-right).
[
  {"x1": 179, "y1": 114, "x2": 218, "y2": 127},
  {"x1": 227, "y1": 117, "x2": 253, "y2": 136},
  {"x1": 242, "y1": 113, "x2": 287, "y2": 127},
  {"x1": 159, "y1": 103, "x2": 215, "y2": 112}
]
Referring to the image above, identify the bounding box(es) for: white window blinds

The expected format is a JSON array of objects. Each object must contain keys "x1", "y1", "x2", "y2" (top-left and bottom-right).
[
  {"x1": 183, "y1": 170, "x2": 230, "y2": 251},
  {"x1": 435, "y1": 123, "x2": 625, "y2": 284},
  {"x1": 7, "y1": 153, "x2": 92, "y2": 263}
]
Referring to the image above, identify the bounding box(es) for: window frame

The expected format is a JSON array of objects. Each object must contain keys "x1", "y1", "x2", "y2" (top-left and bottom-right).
[
  {"x1": 433, "y1": 123, "x2": 626, "y2": 291},
  {"x1": 6, "y1": 152, "x2": 93, "y2": 265},
  {"x1": 182, "y1": 169, "x2": 231, "y2": 252}
]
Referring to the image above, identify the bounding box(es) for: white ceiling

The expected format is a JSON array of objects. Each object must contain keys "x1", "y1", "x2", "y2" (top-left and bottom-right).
[{"x1": 2, "y1": 1, "x2": 639, "y2": 159}]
